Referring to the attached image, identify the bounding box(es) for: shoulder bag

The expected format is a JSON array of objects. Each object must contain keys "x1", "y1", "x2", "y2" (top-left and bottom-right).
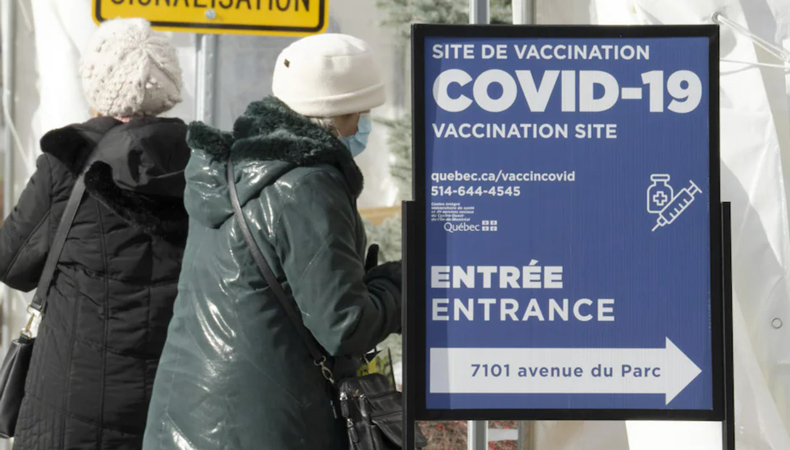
[
  {"x1": 226, "y1": 159, "x2": 426, "y2": 450},
  {"x1": 0, "y1": 172, "x2": 88, "y2": 438}
]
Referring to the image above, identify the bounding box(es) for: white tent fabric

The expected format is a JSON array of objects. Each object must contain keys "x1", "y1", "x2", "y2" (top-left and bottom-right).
[
  {"x1": 590, "y1": 0, "x2": 790, "y2": 449},
  {"x1": 31, "y1": 0, "x2": 94, "y2": 134},
  {"x1": 535, "y1": 0, "x2": 790, "y2": 448}
]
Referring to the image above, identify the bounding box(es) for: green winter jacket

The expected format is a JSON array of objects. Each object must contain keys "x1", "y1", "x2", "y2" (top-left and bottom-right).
[{"x1": 142, "y1": 97, "x2": 402, "y2": 450}]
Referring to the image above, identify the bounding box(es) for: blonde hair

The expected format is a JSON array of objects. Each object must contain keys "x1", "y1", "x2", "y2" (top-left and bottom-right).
[
  {"x1": 309, "y1": 117, "x2": 337, "y2": 135},
  {"x1": 309, "y1": 112, "x2": 361, "y2": 137}
]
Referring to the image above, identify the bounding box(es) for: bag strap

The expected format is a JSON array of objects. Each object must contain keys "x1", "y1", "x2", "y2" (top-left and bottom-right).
[
  {"x1": 226, "y1": 159, "x2": 334, "y2": 383},
  {"x1": 22, "y1": 174, "x2": 87, "y2": 335}
]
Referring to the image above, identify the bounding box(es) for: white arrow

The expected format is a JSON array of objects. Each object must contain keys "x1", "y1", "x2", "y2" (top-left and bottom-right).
[{"x1": 430, "y1": 338, "x2": 702, "y2": 405}]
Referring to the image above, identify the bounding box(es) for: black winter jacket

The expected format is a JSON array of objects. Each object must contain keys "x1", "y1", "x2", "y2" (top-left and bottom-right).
[{"x1": 0, "y1": 116, "x2": 190, "y2": 450}]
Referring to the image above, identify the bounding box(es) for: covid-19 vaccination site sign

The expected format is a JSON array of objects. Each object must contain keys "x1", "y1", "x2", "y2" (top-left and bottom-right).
[{"x1": 406, "y1": 25, "x2": 725, "y2": 422}]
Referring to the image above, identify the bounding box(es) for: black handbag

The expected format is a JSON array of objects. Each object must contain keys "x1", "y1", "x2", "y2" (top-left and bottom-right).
[
  {"x1": 0, "y1": 172, "x2": 88, "y2": 438},
  {"x1": 226, "y1": 159, "x2": 426, "y2": 449}
]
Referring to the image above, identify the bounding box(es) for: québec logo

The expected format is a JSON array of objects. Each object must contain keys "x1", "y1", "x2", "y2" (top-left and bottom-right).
[{"x1": 443, "y1": 220, "x2": 498, "y2": 233}]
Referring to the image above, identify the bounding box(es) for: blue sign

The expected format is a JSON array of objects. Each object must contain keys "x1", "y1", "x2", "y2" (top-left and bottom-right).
[{"x1": 421, "y1": 33, "x2": 718, "y2": 413}]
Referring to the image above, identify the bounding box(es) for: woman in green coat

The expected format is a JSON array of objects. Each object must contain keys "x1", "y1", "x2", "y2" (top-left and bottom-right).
[{"x1": 143, "y1": 34, "x2": 402, "y2": 449}]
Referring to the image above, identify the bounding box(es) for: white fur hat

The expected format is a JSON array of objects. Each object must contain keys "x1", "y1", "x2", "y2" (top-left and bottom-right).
[
  {"x1": 272, "y1": 34, "x2": 386, "y2": 117},
  {"x1": 80, "y1": 18, "x2": 182, "y2": 117}
]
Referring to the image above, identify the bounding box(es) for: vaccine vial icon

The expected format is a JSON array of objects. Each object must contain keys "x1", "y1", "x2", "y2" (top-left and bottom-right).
[{"x1": 647, "y1": 174, "x2": 674, "y2": 214}]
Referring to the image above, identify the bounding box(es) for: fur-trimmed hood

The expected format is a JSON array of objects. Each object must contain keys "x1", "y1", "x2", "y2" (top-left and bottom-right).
[
  {"x1": 40, "y1": 116, "x2": 190, "y2": 238},
  {"x1": 183, "y1": 96, "x2": 364, "y2": 228}
]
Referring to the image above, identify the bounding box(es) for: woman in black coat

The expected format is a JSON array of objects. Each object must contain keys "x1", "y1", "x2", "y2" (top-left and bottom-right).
[{"x1": 0, "y1": 18, "x2": 189, "y2": 449}]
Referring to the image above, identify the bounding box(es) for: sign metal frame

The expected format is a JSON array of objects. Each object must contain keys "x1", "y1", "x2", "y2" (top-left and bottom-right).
[{"x1": 404, "y1": 24, "x2": 726, "y2": 424}]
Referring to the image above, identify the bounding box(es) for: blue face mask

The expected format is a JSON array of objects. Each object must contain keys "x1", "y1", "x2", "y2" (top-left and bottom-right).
[{"x1": 338, "y1": 113, "x2": 372, "y2": 158}]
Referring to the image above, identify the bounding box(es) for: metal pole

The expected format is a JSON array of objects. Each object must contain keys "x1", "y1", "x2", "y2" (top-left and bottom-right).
[
  {"x1": 1, "y1": 3, "x2": 16, "y2": 450},
  {"x1": 468, "y1": 1, "x2": 489, "y2": 449},
  {"x1": 194, "y1": 34, "x2": 218, "y2": 126},
  {"x1": 468, "y1": 420, "x2": 488, "y2": 450},
  {"x1": 512, "y1": 0, "x2": 536, "y2": 25},
  {"x1": 1, "y1": 0, "x2": 17, "y2": 360},
  {"x1": 469, "y1": 0, "x2": 490, "y2": 26},
  {"x1": 722, "y1": 202, "x2": 735, "y2": 450}
]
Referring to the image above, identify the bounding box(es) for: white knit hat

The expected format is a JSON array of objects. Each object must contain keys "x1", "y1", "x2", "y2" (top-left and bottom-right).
[
  {"x1": 272, "y1": 34, "x2": 386, "y2": 117},
  {"x1": 80, "y1": 18, "x2": 182, "y2": 117}
]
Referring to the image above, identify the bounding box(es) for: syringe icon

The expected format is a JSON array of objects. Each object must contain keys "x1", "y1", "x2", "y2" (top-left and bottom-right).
[{"x1": 651, "y1": 180, "x2": 702, "y2": 232}]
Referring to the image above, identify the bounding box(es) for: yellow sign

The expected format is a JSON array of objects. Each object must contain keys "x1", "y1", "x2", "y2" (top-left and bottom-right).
[{"x1": 93, "y1": 0, "x2": 328, "y2": 37}]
